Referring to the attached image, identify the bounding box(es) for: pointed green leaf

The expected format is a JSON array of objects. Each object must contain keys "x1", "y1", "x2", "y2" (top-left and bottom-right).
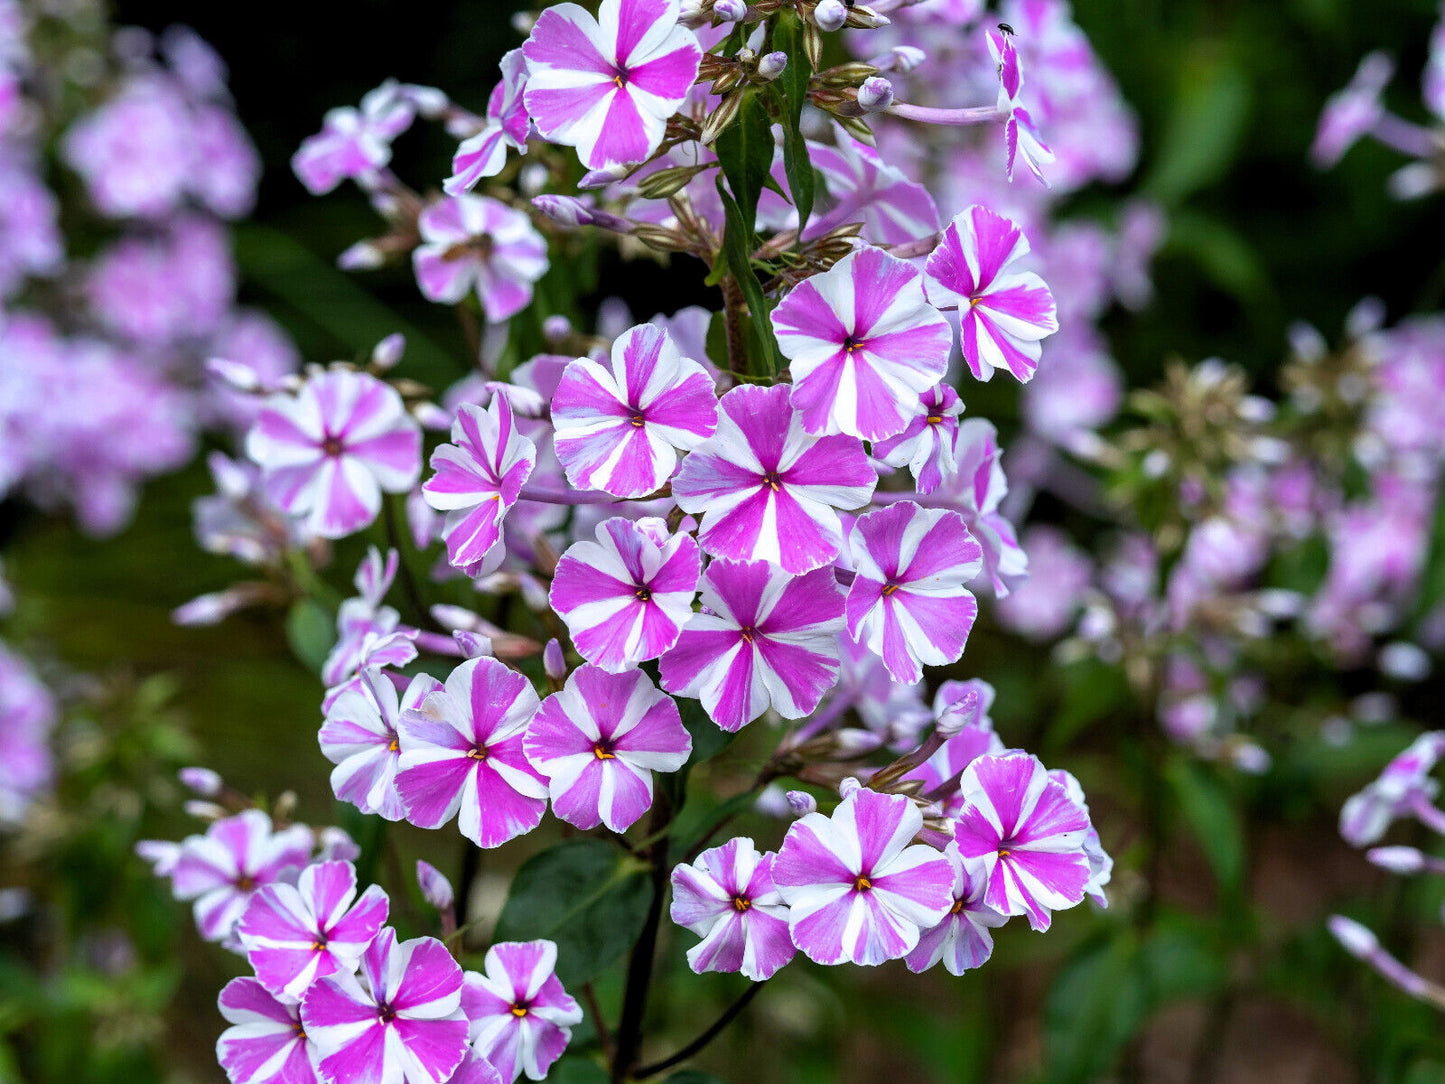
[{"x1": 775, "y1": 14, "x2": 816, "y2": 235}]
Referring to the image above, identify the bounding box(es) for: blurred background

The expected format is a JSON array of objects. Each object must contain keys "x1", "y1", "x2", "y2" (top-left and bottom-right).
[{"x1": 4, "y1": 1, "x2": 1445, "y2": 1082}]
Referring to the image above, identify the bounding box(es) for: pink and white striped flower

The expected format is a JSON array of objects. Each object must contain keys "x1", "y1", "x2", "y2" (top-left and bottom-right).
[
  {"x1": 461, "y1": 940, "x2": 583, "y2": 1083},
  {"x1": 804, "y1": 131, "x2": 940, "y2": 246},
  {"x1": 246, "y1": 370, "x2": 422, "y2": 539},
  {"x1": 301, "y1": 929, "x2": 468, "y2": 1084},
  {"x1": 671, "y1": 384, "x2": 876, "y2": 575},
  {"x1": 871, "y1": 384, "x2": 965, "y2": 496},
  {"x1": 319, "y1": 669, "x2": 440, "y2": 822},
  {"x1": 953, "y1": 752, "x2": 1092, "y2": 932},
  {"x1": 845, "y1": 502, "x2": 983, "y2": 685},
  {"x1": 670, "y1": 836, "x2": 796, "y2": 981},
  {"x1": 422, "y1": 398, "x2": 537, "y2": 576},
  {"x1": 990, "y1": 28, "x2": 1055, "y2": 186},
  {"x1": 924, "y1": 205, "x2": 1058, "y2": 383},
  {"x1": 771, "y1": 246, "x2": 952, "y2": 442},
  {"x1": 550, "y1": 517, "x2": 701, "y2": 673},
  {"x1": 524, "y1": 665, "x2": 691, "y2": 832},
  {"x1": 291, "y1": 82, "x2": 415, "y2": 195},
  {"x1": 904, "y1": 843, "x2": 1008, "y2": 976},
  {"x1": 236, "y1": 860, "x2": 389, "y2": 1002},
  {"x1": 395, "y1": 657, "x2": 549, "y2": 849},
  {"x1": 522, "y1": 0, "x2": 702, "y2": 171},
  {"x1": 928, "y1": 418, "x2": 1030, "y2": 597},
  {"x1": 216, "y1": 977, "x2": 321, "y2": 1084},
  {"x1": 552, "y1": 323, "x2": 717, "y2": 498},
  {"x1": 412, "y1": 195, "x2": 549, "y2": 324},
  {"x1": 772, "y1": 786, "x2": 954, "y2": 966},
  {"x1": 445, "y1": 50, "x2": 531, "y2": 196},
  {"x1": 659, "y1": 559, "x2": 844, "y2": 732},
  {"x1": 321, "y1": 550, "x2": 421, "y2": 698},
  {"x1": 172, "y1": 810, "x2": 315, "y2": 943}
]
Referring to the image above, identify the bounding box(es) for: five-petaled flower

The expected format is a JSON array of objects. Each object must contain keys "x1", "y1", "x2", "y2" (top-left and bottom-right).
[
  {"x1": 772, "y1": 245, "x2": 953, "y2": 442},
  {"x1": 246, "y1": 370, "x2": 422, "y2": 540},
  {"x1": 523, "y1": 0, "x2": 703, "y2": 171},
  {"x1": 446, "y1": 49, "x2": 531, "y2": 195},
  {"x1": 670, "y1": 836, "x2": 796, "y2": 981},
  {"x1": 551, "y1": 323, "x2": 718, "y2": 498},
  {"x1": 671, "y1": 383, "x2": 876, "y2": 575},
  {"x1": 396, "y1": 656, "x2": 550, "y2": 849},
  {"x1": 216, "y1": 976, "x2": 321, "y2": 1084},
  {"x1": 461, "y1": 940, "x2": 583, "y2": 1083},
  {"x1": 904, "y1": 843, "x2": 1009, "y2": 976},
  {"x1": 772, "y1": 785, "x2": 955, "y2": 966},
  {"x1": 412, "y1": 194, "x2": 549, "y2": 324},
  {"x1": 952, "y1": 752, "x2": 1093, "y2": 932},
  {"x1": 319, "y1": 669, "x2": 439, "y2": 822},
  {"x1": 924, "y1": 204, "x2": 1059, "y2": 383},
  {"x1": 525, "y1": 665, "x2": 691, "y2": 832},
  {"x1": 872, "y1": 384, "x2": 965, "y2": 496}
]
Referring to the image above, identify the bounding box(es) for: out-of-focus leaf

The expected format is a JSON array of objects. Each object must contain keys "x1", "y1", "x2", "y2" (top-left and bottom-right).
[
  {"x1": 1166, "y1": 755, "x2": 1246, "y2": 897},
  {"x1": 1143, "y1": 48, "x2": 1250, "y2": 205},
  {"x1": 285, "y1": 597, "x2": 335, "y2": 673},
  {"x1": 1166, "y1": 210, "x2": 1271, "y2": 304},
  {"x1": 492, "y1": 840, "x2": 652, "y2": 986},
  {"x1": 547, "y1": 1057, "x2": 610, "y2": 1084},
  {"x1": 666, "y1": 1072, "x2": 729, "y2": 1084},
  {"x1": 1043, "y1": 934, "x2": 1148, "y2": 1084}
]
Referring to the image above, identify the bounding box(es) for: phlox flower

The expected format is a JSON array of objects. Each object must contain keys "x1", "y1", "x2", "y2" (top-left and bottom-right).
[
  {"x1": 1312, "y1": 52, "x2": 1394, "y2": 169},
  {"x1": 670, "y1": 836, "x2": 796, "y2": 981},
  {"x1": 871, "y1": 384, "x2": 964, "y2": 496},
  {"x1": 989, "y1": 27, "x2": 1055, "y2": 185},
  {"x1": 771, "y1": 246, "x2": 952, "y2": 442},
  {"x1": 904, "y1": 843, "x2": 1008, "y2": 976},
  {"x1": 523, "y1": 0, "x2": 702, "y2": 171},
  {"x1": 773, "y1": 785, "x2": 954, "y2": 966},
  {"x1": 216, "y1": 977, "x2": 321, "y2": 1084},
  {"x1": 924, "y1": 204, "x2": 1058, "y2": 383},
  {"x1": 930, "y1": 418, "x2": 1029, "y2": 596},
  {"x1": 321, "y1": 549, "x2": 420, "y2": 697},
  {"x1": 236, "y1": 860, "x2": 389, "y2": 1002},
  {"x1": 292, "y1": 82, "x2": 416, "y2": 195},
  {"x1": 804, "y1": 129, "x2": 940, "y2": 245},
  {"x1": 412, "y1": 195, "x2": 549, "y2": 324},
  {"x1": 845, "y1": 502, "x2": 983, "y2": 685},
  {"x1": 462, "y1": 940, "x2": 582, "y2": 1083},
  {"x1": 552, "y1": 323, "x2": 717, "y2": 498},
  {"x1": 395, "y1": 657, "x2": 549, "y2": 849},
  {"x1": 659, "y1": 559, "x2": 844, "y2": 732},
  {"x1": 445, "y1": 49, "x2": 531, "y2": 195},
  {"x1": 60, "y1": 74, "x2": 192, "y2": 219},
  {"x1": 550, "y1": 517, "x2": 700, "y2": 672},
  {"x1": 1340, "y1": 731, "x2": 1445, "y2": 846},
  {"x1": 172, "y1": 809, "x2": 315, "y2": 943},
  {"x1": 246, "y1": 369, "x2": 422, "y2": 539},
  {"x1": 953, "y1": 753, "x2": 1092, "y2": 932},
  {"x1": 524, "y1": 665, "x2": 691, "y2": 832},
  {"x1": 320, "y1": 669, "x2": 439, "y2": 822},
  {"x1": 422, "y1": 398, "x2": 537, "y2": 575},
  {"x1": 671, "y1": 383, "x2": 876, "y2": 575},
  {"x1": 1050, "y1": 768, "x2": 1113, "y2": 908},
  {"x1": 301, "y1": 928, "x2": 469, "y2": 1084}
]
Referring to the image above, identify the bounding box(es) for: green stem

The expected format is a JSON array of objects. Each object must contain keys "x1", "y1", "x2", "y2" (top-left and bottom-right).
[
  {"x1": 610, "y1": 795, "x2": 674, "y2": 1083},
  {"x1": 633, "y1": 980, "x2": 769, "y2": 1079}
]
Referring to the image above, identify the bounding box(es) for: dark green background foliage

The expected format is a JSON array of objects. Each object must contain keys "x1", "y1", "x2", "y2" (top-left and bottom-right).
[{"x1": 3, "y1": 1, "x2": 1445, "y2": 1081}]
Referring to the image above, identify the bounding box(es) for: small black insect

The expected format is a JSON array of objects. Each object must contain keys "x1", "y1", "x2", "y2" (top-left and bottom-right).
[{"x1": 997, "y1": 22, "x2": 1015, "y2": 35}]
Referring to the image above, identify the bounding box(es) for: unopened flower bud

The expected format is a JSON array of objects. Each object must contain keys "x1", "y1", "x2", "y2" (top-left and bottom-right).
[
  {"x1": 338, "y1": 240, "x2": 385, "y2": 271},
  {"x1": 544, "y1": 639, "x2": 567, "y2": 681},
  {"x1": 1328, "y1": 914, "x2": 1379, "y2": 959},
  {"x1": 318, "y1": 827, "x2": 361, "y2": 862},
  {"x1": 715, "y1": 0, "x2": 747, "y2": 20},
  {"x1": 833, "y1": 728, "x2": 887, "y2": 757},
  {"x1": 416, "y1": 860, "x2": 455, "y2": 911},
  {"x1": 184, "y1": 800, "x2": 228, "y2": 820},
  {"x1": 757, "y1": 51, "x2": 788, "y2": 81},
  {"x1": 543, "y1": 315, "x2": 573, "y2": 343},
  {"x1": 813, "y1": 0, "x2": 848, "y2": 31},
  {"x1": 510, "y1": 12, "x2": 536, "y2": 34},
  {"x1": 578, "y1": 165, "x2": 629, "y2": 190},
  {"x1": 857, "y1": 76, "x2": 894, "y2": 112},
  {"x1": 370, "y1": 333, "x2": 405, "y2": 370},
  {"x1": 838, "y1": 776, "x2": 863, "y2": 797},
  {"x1": 786, "y1": 790, "x2": 817, "y2": 816},
  {"x1": 1367, "y1": 846, "x2": 1425, "y2": 874},
  {"x1": 518, "y1": 162, "x2": 550, "y2": 197},
  {"x1": 1380, "y1": 641, "x2": 1431, "y2": 682},
  {"x1": 206, "y1": 357, "x2": 261, "y2": 392},
  {"x1": 532, "y1": 194, "x2": 632, "y2": 233},
  {"x1": 869, "y1": 46, "x2": 926, "y2": 73},
  {"x1": 413, "y1": 402, "x2": 453, "y2": 430},
  {"x1": 454, "y1": 631, "x2": 494, "y2": 659},
  {"x1": 179, "y1": 767, "x2": 223, "y2": 797}
]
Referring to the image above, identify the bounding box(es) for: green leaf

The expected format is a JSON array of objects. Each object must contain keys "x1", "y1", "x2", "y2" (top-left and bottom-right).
[
  {"x1": 665, "y1": 1072, "x2": 729, "y2": 1084},
  {"x1": 1165, "y1": 755, "x2": 1246, "y2": 898},
  {"x1": 775, "y1": 14, "x2": 816, "y2": 235},
  {"x1": 546, "y1": 1057, "x2": 611, "y2": 1084},
  {"x1": 670, "y1": 788, "x2": 758, "y2": 858},
  {"x1": 1043, "y1": 935, "x2": 1149, "y2": 1084},
  {"x1": 715, "y1": 177, "x2": 780, "y2": 376},
  {"x1": 492, "y1": 840, "x2": 652, "y2": 986},
  {"x1": 1142, "y1": 47, "x2": 1250, "y2": 206},
  {"x1": 285, "y1": 598, "x2": 335, "y2": 673},
  {"x1": 713, "y1": 92, "x2": 774, "y2": 243}
]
